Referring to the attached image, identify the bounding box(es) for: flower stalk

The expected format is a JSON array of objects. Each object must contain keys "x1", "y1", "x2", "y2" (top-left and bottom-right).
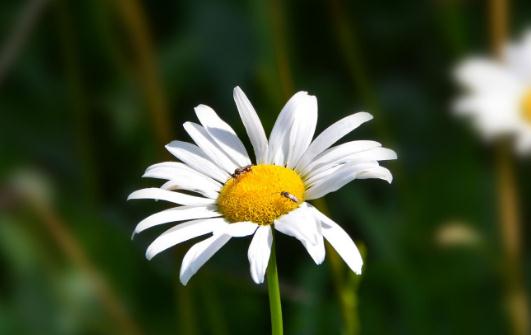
[
  {"x1": 266, "y1": 236, "x2": 283, "y2": 335},
  {"x1": 489, "y1": 0, "x2": 530, "y2": 334}
]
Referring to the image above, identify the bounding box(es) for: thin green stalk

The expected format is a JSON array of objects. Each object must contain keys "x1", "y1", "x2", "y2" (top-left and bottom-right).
[
  {"x1": 314, "y1": 198, "x2": 359, "y2": 335},
  {"x1": 327, "y1": 0, "x2": 388, "y2": 141},
  {"x1": 174, "y1": 245, "x2": 198, "y2": 335},
  {"x1": 200, "y1": 278, "x2": 229, "y2": 335},
  {"x1": 267, "y1": 0, "x2": 293, "y2": 100},
  {"x1": 55, "y1": 0, "x2": 99, "y2": 203},
  {"x1": 177, "y1": 284, "x2": 198, "y2": 335},
  {"x1": 0, "y1": 0, "x2": 49, "y2": 85},
  {"x1": 267, "y1": 236, "x2": 283, "y2": 335},
  {"x1": 113, "y1": 0, "x2": 172, "y2": 150}
]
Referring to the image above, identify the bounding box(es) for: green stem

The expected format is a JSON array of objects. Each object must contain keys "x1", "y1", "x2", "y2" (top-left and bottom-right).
[{"x1": 267, "y1": 237, "x2": 283, "y2": 335}]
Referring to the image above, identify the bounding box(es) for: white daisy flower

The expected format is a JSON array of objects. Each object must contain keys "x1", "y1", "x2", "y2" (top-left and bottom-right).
[
  {"x1": 129, "y1": 86, "x2": 397, "y2": 285},
  {"x1": 454, "y1": 30, "x2": 531, "y2": 154}
]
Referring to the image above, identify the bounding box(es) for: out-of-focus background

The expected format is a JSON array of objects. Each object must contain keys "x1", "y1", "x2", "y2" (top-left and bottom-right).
[{"x1": 1, "y1": 0, "x2": 530, "y2": 334}]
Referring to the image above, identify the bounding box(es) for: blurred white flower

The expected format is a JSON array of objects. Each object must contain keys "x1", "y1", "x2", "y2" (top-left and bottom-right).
[
  {"x1": 129, "y1": 87, "x2": 396, "y2": 285},
  {"x1": 435, "y1": 221, "x2": 482, "y2": 248},
  {"x1": 454, "y1": 30, "x2": 531, "y2": 154},
  {"x1": 8, "y1": 168, "x2": 54, "y2": 206}
]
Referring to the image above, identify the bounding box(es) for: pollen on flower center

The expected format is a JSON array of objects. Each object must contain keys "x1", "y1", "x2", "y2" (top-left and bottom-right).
[
  {"x1": 217, "y1": 164, "x2": 305, "y2": 225},
  {"x1": 521, "y1": 89, "x2": 531, "y2": 124}
]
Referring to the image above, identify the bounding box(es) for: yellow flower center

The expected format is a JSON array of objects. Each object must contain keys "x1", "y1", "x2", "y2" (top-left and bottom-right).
[
  {"x1": 217, "y1": 164, "x2": 305, "y2": 225},
  {"x1": 521, "y1": 89, "x2": 531, "y2": 124}
]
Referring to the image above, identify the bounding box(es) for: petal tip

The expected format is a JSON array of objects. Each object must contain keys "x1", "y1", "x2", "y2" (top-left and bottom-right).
[
  {"x1": 179, "y1": 275, "x2": 190, "y2": 286},
  {"x1": 145, "y1": 248, "x2": 156, "y2": 261},
  {"x1": 164, "y1": 141, "x2": 178, "y2": 152},
  {"x1": 383, "y1": 148, "x2": 398, "y2": 160},
  {"x1": 179, "y1": 266, "x2": 193, "y2": 286},
  {"x1": 358, "y1": 111, "x2": 374, "y2": 121},
  {"x1": 233, "y1": 86, "x2": 245, "y2": 99},
  {"x1": 194, "y1": 104, "x2": 213, "y2": 113},
  {"x1": 251, "y1": 275, "x2": 263, "y2": 285}
]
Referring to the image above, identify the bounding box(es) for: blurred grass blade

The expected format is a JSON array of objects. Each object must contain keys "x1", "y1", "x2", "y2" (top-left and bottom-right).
[
  {"x1": 0, "y1": 0, "x2": 49, "y2": 86},
  {"x1": 267, "y1": 0, "x2": 293, "y2": 99},
  {"x1": 25, "y1": 195, "x2": 143, "y2": 335},
  {"x1": 327, "y1": 0, "x2": 395, "y2": 145},
  {"x1": 113, "y1": 0, "x2": 172, "y2": 149},
  {"x1": 55, "y1": 0, "x2": 99, "y2": 202}
]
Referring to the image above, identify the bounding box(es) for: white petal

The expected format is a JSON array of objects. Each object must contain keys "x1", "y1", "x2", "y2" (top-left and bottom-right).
[
  {"x1": 144, "y1": 162, "x2": 221, "y2": 199},
  {"x1": 309, "y1": 205, "x2": 363, "y2": 274},
  {"x1": 144, "y1": 162, "x2": 221, "y2": 190},
  {"x1": 274, "y1": 205, "x2": 318, "y2": 244},
  {"x1": 179, "y1": 233, "x2": 231, "y2": 285},
  {"x1": 346, "y1": 147, "x2": 397, "y2": 162},
  {"x1": 305, "y1": 163, "x2": 392, "y2": 200},
  {"x1": 454, "y1": 92, "x2": 523, "y2": 139},
  {"x1": 304, "y1": 163, "x2": 346, "y2": 187},
  {"x1": 183, "y1": 122, "x2": 239, "y2": 173},
  {"x1": 455, "y1": 57, "x2": 520, "y2": 93},
  {"x1": 233, "y1": 87, "x2": 269, "y2": 163},
  {"x1": 274, "y1": 204, "x2": 325, "y2": 264},
  {"x1": 300, "y1": 140, "x2": 382, "y2": 176},
  {"x1": 146, "y1": 218, "x2": 227, "y2": 260},
  {"x1": 165, "y1": 141, "x2": 230, "y2": 183},
  {"x1": 218, "y1": 221, "x2": 258, "y2": 237},
  {"x1": 266, "y1": 91, "x2": 310, "y2": 165},
  {"x1": 516, "y1": 132, "x2": 531, "y2": 155},
  {"x1": 286, "y1": 95, "x2": 318, "y2": 168},
  {"x1": 143, "y1": 162, "x2": 193, "y2": 180},
  {"x1": 506, "y1": 30, "x2": 531, "y2": 80},
  {"x1": 304, "y1": 147, "x2": 397, "y2": 181},
  {"x1": 194, "y1": 104, "x2": 251, "y2": 167},
  {"x1": 304, "y1": 232, "x2": 326, "y2": 265},
  {"x1": 133, "y1": 205, "x2": 221, "y2": 236},
  {"x1": 247, "y1": 225, "x2": 272, "y2": 284},
  {"x1": 295, "y1": 112, "x2": 373, "y2": 171},
  {"x1": 355, "y1": 166, "x2": 393, "y2": 182},
  {"x1": 160, "y1": 180, "x2": 219, "y2": 199},
  {"x1": 128, "y1": 188, "x2": 214, "y2": 206}
]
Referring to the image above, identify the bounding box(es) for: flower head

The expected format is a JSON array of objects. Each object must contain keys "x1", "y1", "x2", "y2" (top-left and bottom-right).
[
  {"x1": 129, "y1": 87, "x2": 397, "y2": 285},
  {"x1": 454, "y1": 30, "x2": 531, "y2": 154}
]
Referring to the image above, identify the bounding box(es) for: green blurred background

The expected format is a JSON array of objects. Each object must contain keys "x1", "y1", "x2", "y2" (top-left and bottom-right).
[{"x1": 1, "y1": 0, "x2": 530, "y2": 334}]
